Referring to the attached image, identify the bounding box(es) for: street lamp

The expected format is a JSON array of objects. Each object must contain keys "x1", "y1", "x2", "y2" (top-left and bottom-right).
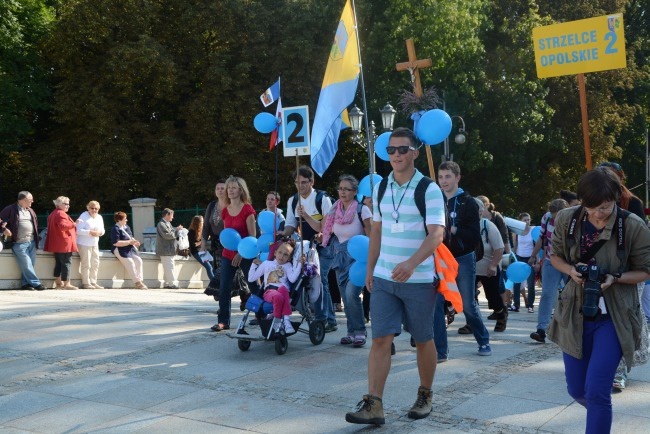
[
  {"x1": 349, "y1": 102, "x2": 396, "y2": 174},
  {"x1": 443, "y1": 115, "x2": 467, "y2": 161}
]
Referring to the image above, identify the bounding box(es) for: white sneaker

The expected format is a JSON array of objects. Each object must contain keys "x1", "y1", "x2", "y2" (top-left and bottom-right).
[
  {"x1": 272, "y1": 318, "x2": 282, "y2": 332},
  {"x1": 283, "y1": 319, "x2": 295, "y2": 334}
]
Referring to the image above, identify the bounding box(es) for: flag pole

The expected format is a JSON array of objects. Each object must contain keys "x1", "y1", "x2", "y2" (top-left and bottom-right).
[
  {"x1": 295, "y1": 150, "x2": 304, "y2": 259},
  {"x1": 350, "y1": 0, "x2": 375, "y2": 193}
]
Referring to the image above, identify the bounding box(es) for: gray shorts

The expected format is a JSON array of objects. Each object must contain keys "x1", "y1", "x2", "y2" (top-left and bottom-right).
[{"x1": 370, "y1": 277, "x2": 438, "y2": 343}]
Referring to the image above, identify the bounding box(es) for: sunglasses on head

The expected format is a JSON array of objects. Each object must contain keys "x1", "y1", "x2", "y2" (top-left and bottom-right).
[
  {"x1": 599, "y1": 161, "x2": 622, "y2": 171},
  {"x1": 386, "y1": 145, "x2": 417, "y2": 155}
]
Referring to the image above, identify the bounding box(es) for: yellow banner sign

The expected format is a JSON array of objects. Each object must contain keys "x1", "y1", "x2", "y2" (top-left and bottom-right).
[{"x1": 533, "y1": 14, "x2": 626, "y2": 78}]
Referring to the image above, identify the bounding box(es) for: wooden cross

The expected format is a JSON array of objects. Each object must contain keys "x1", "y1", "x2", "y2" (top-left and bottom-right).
[{"x1": 396, "y1": 38, "x2": 436, "y2": 178}]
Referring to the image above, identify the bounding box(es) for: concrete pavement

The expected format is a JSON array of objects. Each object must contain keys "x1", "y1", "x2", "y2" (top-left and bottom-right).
[{"x1": 1, "y1": 287, "x2": 649, "y2": 433}]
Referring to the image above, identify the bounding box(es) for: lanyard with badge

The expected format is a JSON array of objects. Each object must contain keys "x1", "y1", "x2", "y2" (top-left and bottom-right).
[{"x1": 390, "y1": 177, "x2": 413, "y2": 233}]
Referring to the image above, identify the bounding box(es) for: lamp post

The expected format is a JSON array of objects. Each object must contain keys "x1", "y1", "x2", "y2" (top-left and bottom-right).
[
  {"x1": 443, "y1": 115, "x2": 467, "y2": 161},
  {"x1": 349, "y1": 102, "x2": 396, "y2": 175}
]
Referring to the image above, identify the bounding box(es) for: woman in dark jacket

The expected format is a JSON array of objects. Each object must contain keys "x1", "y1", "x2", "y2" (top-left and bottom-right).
[{"x1": 110, "y1": 211, "x2": 147, "y2": 289}]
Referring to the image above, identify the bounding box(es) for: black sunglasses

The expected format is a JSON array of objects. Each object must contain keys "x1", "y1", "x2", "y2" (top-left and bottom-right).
[{"x1": 386, "y1": 145, "x2": 417, "y2": 155}]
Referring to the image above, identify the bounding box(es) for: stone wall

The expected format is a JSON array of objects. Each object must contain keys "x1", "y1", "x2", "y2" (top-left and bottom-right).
[{"x1": 0, "y1": 250, "x2": 208, "y2": 289}]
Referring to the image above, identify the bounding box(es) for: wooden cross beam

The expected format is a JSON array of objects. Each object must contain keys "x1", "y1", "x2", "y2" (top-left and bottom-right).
[{"x1": 396, "y1": 38, "x2": 436, "y2": 179}]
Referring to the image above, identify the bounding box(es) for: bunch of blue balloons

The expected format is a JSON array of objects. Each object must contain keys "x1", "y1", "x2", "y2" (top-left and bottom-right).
[
  {"x1": 415, "y1": 109, "x2": 452, "y2": 146},
  {"x1": 218, "y1": 210, "x2": 282, "y2": 260},
  {"x1": 347, "y1": 235, "x2": 369, "y2": 287}
]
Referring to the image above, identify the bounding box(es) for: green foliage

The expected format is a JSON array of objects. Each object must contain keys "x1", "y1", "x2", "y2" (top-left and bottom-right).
[{"x1": 1, "y1": 0, "x2": 648, "y2": 223}]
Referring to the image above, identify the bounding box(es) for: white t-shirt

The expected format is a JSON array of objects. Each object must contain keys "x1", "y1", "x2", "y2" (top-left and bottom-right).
[
  {"x1": 476, "y1": 218, "x2": 505, "y2": 277},
  {"x1": 331, "y1": 204, "x2": 372, "y2": 243},
  {"x1": 285, "y1": 189, "x2": 332, "y2": 229},
  {"x1": 516, "y1": 227, "x2": 535, "y2": 257}
]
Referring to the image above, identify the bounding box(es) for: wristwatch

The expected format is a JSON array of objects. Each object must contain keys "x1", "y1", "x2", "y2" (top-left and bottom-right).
[{"x1": 611, "y1": 272, "x2": 622, "y2": 283}]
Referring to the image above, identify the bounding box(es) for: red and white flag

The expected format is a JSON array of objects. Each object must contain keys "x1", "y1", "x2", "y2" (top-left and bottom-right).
[{"x1": 269, "y1": 97, "x2": 283, "y2": 151}]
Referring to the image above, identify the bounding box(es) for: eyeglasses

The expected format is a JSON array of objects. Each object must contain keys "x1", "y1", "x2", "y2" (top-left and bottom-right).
[
  {"x1": 599, "y1": 162, "x2": 622, "y2": 171},
  {"x1": 585, "y1": 202, "x2": 615, "y2": 213},
  {"x1": 337, "y1": 187, "x2": 354, "y2": 192},
  {"x1": 386, "y1": 145, "x2": 417, "y2": 155}
]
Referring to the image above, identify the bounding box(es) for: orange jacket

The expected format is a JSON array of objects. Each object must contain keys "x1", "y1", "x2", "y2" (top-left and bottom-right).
[{"x1": 434, "y1": 244, "x2": 463, "y2": 313}]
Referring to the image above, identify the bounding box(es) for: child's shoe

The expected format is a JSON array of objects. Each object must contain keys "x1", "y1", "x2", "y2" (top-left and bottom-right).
[
  {"x1": 283, "y1": 318, "x2": 295, "y2": 334},
  {"x1": 272, "y1": 317, "x2": 282, "y2": 332}
]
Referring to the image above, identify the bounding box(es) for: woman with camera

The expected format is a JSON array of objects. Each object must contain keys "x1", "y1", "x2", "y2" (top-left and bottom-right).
[{"x1": 547, "y1": 167, "x2": 650, "y2": 434}]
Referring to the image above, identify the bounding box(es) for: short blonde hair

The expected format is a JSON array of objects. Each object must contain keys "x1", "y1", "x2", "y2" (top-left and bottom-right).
[
  {"x1": 87, "y1": 200, "x2": 100, "y2": 210},
  {"x1": 53, "y1": 196, "x2": 70, "y2": 208}
]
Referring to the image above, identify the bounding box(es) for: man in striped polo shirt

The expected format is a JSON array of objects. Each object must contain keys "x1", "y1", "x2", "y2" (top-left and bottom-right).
[{"x1": 346, "y1": 127, "x2": 446, "y2": 425}]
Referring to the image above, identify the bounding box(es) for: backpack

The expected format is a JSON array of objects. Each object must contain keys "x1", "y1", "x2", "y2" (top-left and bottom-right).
[
  {"x1": 377, "y1": 176, "x2": 433, "y2": 232},
  {"x1": 290, "y1": 189, "x2": 329, "y2": 218}
]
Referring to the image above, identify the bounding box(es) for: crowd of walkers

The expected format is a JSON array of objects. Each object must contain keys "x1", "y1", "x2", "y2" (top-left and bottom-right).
[{"x1": 2, "y1": 129, "x2": 649, "y2": 434}]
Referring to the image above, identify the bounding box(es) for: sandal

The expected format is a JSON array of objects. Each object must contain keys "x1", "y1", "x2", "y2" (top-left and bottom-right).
[
  {"x1": 352, "y1": 334, "x2": 366, "y2": 347},
  {"x1": 340, "y1": 334, "x2": 354, "y2": 345}
]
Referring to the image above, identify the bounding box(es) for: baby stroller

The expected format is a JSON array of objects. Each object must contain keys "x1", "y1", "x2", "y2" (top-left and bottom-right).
[{"x1": 226, "y1": 240, "x2": 325, "y2": 355}]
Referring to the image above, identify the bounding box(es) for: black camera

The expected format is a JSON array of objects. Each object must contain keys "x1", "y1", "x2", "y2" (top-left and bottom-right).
[{"x1": 575, "y1": 264, "x2": 607, "y2": 318}]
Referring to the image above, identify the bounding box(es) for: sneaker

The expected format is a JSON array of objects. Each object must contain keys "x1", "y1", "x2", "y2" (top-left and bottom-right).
[
  {"x1": 134, "y1": 281, "x2": 148, "y2": 290},
  {"x1": 437, "y1": 353, "x2": 448, "y2": 363},
  {"x1": 458, "y1": 324, "x2": 472, "y2": 334},
  {"x1": 345, "y1": 394, "x2": 385, "y2": 425},
  {"x1": 283, "y1": 319, "x2": 295, "y2": 334},
  {"x1": 81, "y1": 284, "x2": 94, "y2": 289},
  {"x1": 390, "y1": 342, "x2": 396, "y2": 356},
  {"x1": 340, "y1": 334, "x2": 354, "y2": 345},
  {"x1": 508, "y1": 306, "x2": 519, "y2": 312},
  {"x1": 478, "y1": 344, "x2": 492, "y2": 356},
  {"x1": 528, "y1": 307, "x2": 534, "y2": 313},
  {"x1": 530, "y1": 329, "x2": 546, "y2": 343},
  {"x1": 272, "y1": 318, "x2": 282, "y2": 332},
  {"x1": 407, "y1": 386, "x2": 433, "y2": 419},
  {"x1": 324, "y1": 323, "x2": 338, "y2": 333},
  {"x1": 613, "y1": 372, "x2": 627, "y2": 390},
  {"x1": 164, "y1": 284, "x2": 179, "y2": 289}
]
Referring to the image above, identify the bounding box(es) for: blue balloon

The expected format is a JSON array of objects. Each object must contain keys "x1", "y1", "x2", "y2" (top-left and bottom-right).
[
  {"x1": 257, "y1": 233, "x2": 275, "y2": 253},
  {"x1": 374, "y1": 132, "x2": 392, "y2": 161},
  {"x1": 530, "y1": 226, "x2": 541, "y2": 242},
  {"x1": 254, "y1": 112, "x2": 278, "y2": 134},
  {"x1": 237, "y1": 236, "x2": 259, "y2": 259},
  {"x1": 347, "y1": 234, "x2": 370, "y2": 262},
  {"x1": 349, "y1": 261, "x2": 367, "y2": 287},
  {"x1": 506, "y1": 261, "x2": 532, "y2": 284},
  {"x1": 219, "y1": 228, "x2": 242, "y2": 251},
  {"x1": 258, "y1": 210, "x2": 279, "y2": 234},
  {"x1": 415, "y1": 109, "x2": 452, "y2": 145},
  {"x1": 358, "y1": 174, "x2": 382, "y2": 198}
]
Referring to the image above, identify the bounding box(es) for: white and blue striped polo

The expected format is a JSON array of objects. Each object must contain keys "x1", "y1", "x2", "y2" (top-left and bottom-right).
[{"x1": 372, "y1": 169, "x2": 446, "y2": 283}]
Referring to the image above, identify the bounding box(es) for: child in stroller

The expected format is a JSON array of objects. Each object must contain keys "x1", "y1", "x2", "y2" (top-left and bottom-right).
[{"x1": 248, "y1": 241, "x2": 301, "y2": 333}]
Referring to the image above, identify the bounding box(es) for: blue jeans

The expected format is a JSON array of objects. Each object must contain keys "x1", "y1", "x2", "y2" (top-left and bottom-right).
[
  {"x1": 329, "y1": 237, "x2": 365, "y2": 334},
  {"x1": 433, "y1": 292, "x2": 448, "y2": 357},
  {"x1": 458, "y1": 252, "x2": 489, "y2": 345},
  {"x1": 217, "y1": 256, "x2": 258, "y2": 327},
  {"x1": 513, "y1": 254, "x2": 536, "y2": 309},
  {"x1": 12, "y1": 241, "x2": 41, "y2": 287},
  {"x1": 315, "y1": 246, "x2": 336, "y2": 326},
  {"x1": 563, "y1": 316, "x2": 621, "y2": 434},
  {"x1": 536, "y1": 258, "x2": 566, "y2": 331},
  {"x1": 192, "y1": 252, "x2": 215, "y2": 281}
]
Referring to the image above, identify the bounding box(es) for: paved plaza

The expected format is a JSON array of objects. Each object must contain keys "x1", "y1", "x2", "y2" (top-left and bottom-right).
[{"x1": 1, "y1": 287, "x2": 649, "y2": 433}]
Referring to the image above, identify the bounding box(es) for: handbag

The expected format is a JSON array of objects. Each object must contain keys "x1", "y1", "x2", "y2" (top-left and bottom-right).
[{"x1": 231, "y1": 267, "x2": 250, "y2": 298}]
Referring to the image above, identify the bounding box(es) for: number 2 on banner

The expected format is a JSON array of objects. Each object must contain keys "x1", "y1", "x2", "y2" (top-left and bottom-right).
[{"x1": 282, "y1": 105, "x2": 310, "y2": 157}]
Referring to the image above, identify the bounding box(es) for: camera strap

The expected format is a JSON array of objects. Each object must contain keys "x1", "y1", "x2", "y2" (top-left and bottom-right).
[{"x1": 568, "y1": 206, "x2": 629, "y2": 270}]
